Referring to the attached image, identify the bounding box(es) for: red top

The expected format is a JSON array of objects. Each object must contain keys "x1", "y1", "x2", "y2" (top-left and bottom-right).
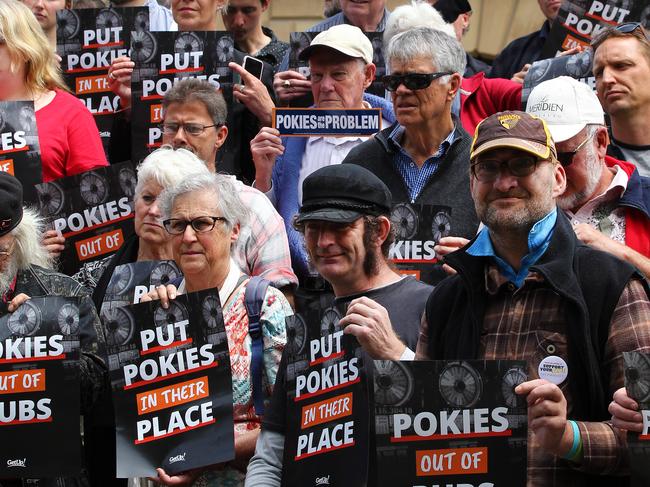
[
  {"x1": 460, "y1": 72, "x2": 523, "y2": 136},
  {"x1": 35, "y1": 89, "x2": 108, "y2": 182}
]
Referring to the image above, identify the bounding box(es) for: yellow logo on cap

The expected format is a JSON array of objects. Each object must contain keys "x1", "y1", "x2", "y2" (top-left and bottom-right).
[{"x1": 498, "y1": 113, "x2": 521, "y2": 130}]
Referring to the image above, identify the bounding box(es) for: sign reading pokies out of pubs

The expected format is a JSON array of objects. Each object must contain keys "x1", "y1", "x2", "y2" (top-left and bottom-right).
[
  {"x1": 0, "y1": 296, "x2": 82, "y2": 477},
  {"x1": 130, "y1": 31, "x2": 234, "y2": 164},
  {"x1": 281, "y1": 305, "x2": 369, "y2": 487},
  {"x1": 373, "y1": 360, "x2": 528, "y2": 487},
  {"x1": 104, "y1": 289, "x2": 234, "y2": 477},
  {"x1": 56, "y1": 7, "x2": 149, "y2": 154},
  {"x1": 35, "y1": 162, "x2": 137, "y2": 276},
  {"x1": 0, "y1": 101, "x2": 42, "y2": 206},
  {"x1": 624, "y1": 351, "x2": 650, "y2": 487}
]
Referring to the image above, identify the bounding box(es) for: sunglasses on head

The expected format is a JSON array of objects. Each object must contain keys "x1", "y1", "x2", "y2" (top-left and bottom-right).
[
  {"x1": 381, "y1": 72, "x2": 453, "y2": 91},
  {"x1": 615, "y1": 22, "x2": 644, "y2": 34}
]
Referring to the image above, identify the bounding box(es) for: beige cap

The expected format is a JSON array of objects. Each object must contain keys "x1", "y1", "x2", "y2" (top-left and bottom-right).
[{"x1": 299, "y1": 24, "x2": 374, "y2": 64}]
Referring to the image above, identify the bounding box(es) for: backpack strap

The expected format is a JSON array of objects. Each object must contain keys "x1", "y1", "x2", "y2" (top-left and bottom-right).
[{"x1": 244, "y1": 275, "x2": 271, "y2": 416}]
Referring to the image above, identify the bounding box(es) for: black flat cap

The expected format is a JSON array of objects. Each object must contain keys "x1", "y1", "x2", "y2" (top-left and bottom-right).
[
  {"x1": 434, "y1": 0, "x2": 472, "y2": 23},
  {"x1": 0, "y1": 172, "x2": 23, "y2": 236},
  {"x1": 295, "y1": 164, "x2": 392, "y2": 224}
]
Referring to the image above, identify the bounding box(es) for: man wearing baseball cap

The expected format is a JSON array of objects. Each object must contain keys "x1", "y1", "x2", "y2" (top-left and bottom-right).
[
  {"x1": 245, "y1": 163, "x2": 432, "y2": 486},
  {"x1": 250, "y1": 24, "x2": 394, "y2": 300},
  {"x1": 527, "y1": 76, "x2": 650, "y2": 278},
  {"x1": 416, "y1": 110, "x2": 650, "y2": 486},
  {"x1": 0, "y1": 171, "x2": 108, "y2": 485}
]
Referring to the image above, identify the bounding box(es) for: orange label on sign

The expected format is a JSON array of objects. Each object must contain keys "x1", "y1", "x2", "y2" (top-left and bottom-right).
[
  {"x1": 415, "y1": 447, "x2": 488, "y2": 476},
  {"x1": 0, "y1": 159, "x2": 15, "y2": 175},
  {"x1": 136, "y1": 376, "x2": 209, "y2": 415},
  {"x1": 75, "y1": 228, "x2": 124, "y2": 261},
  {"x1": 150, "y1": 104, "x2": 164, "y2": 123},
  {"x1": 301, "y1": 392, "x2": 353, "y2": 429},
  {"x1": 0, "y1": 369, "x2": 46, "y2": 394},
  {"x1": 75, "y1": 74, "x2": 111, "y2": 95}
]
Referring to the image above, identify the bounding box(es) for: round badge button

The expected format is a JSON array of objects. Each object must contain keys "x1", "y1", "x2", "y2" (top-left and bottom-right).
[{"x1": 538, "y1": 355, "x2": 568, "y2": 385}]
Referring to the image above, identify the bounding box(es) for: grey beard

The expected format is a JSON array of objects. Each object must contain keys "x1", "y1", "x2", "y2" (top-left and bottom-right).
[{"x1": 0, "y1": 257, "x2": 19, "y2": 297}]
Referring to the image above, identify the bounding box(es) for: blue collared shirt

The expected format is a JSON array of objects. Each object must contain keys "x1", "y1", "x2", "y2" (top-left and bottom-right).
[
  {"x1": 467, "y1": 208, "x2": 558, "y2": 288},
  {"x1": 387, "y1": 125, "x2": 457, "y2": 202}
]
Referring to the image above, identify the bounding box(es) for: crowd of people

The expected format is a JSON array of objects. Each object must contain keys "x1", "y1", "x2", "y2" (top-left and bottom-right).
[{"x1": 1, "y1": 0, "x2": 650, "y2": 485}]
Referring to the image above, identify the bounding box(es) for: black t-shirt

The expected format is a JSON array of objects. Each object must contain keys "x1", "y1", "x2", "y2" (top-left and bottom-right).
[{"x1": 262, "y1": 275, "x2": 432, "y2": 433}]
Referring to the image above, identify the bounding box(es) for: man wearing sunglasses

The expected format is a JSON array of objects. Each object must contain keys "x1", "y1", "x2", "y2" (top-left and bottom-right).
[
  {"x1": 527, "y1": 76, "x2": 650, "y2": 278},
  {"x1": 416, "y1": 110, "x2": 650, "y2": 487},
  {"x1": 343, "y1": 26, "x2": 479, "y2": 285},
  {"x1": 592, "y1": 22, "x2": 650, "y2": 178}
]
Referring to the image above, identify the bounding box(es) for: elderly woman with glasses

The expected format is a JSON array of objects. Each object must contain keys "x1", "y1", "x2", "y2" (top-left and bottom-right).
[{"x1": 142, "y1": 171, "x2": 290, "y2": 487}]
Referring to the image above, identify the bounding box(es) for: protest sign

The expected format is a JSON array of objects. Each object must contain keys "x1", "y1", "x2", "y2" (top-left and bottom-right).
[
  {"x1": 273, "y1": 108, "x2": 382, "y2": 137},
  {"x1": 388, "y1": 203, "x2": 456, "y2": 285},
  {"x1": 0, "y1": 296, "x2": 82, "y2": 477},
  {"x1": 541, "y1": 0, "x2": 650, "y2": 58},
  {"x1": 0, "y1": 101, "x2": 42, "y2": 205},
  {"x1": 373, "y1": 360, "x2": 528, "y2": 487},
  {"x1": 623, "y1": 351, "x2": 650, "y2": 486},
  {"x1": 103, "y1": 289, "x2": 234, "y2": 477},
  {"x1": 36, "y1": 162, "x2": 136, "y2": 276},
  {"x1": 130, "y1": 31, "x2": 234, "y2": 164},
  {"x1": 281, "y1": 305, "x2": 369, "y2": 487},
  {"x1": 57, "y1": 7, "x2": 149, "y2": 155}
]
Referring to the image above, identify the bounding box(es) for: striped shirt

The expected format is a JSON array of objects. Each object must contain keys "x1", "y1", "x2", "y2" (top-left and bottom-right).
[{"x1": 387, "y1": 124, "x2": 457, "y2": 202}]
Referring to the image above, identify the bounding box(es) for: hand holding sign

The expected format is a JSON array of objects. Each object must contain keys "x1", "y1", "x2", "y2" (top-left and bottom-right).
[
  {"x1": 140, "y1": 283, "x2": 178, "y2": 309},
  {"x1": 108, "y1": 55, "x2": 135, "y2": 110},
  {"x1": 516, "y1": 379, "x2": 573, "y2": 458},
  {"x1": 42, "y1": 229, "x2": 66, "y2": 259},
  {"x1": 7, "y1": 293, "x2": 30, "y2": 313},
  {"x1": 250, "y1": 127, "x2": 284, "y2": 193},
  {"x1": 609, "y1": 386, "x2": 643, "y2": 432},
  {"x1": 339, "y1": 296, "x2": 406, "y2": 360},
  {"x1": 152, "y1": 466, "x2": 202, "y2": 486}
]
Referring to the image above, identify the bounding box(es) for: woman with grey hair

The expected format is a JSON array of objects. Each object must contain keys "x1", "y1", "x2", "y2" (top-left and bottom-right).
[
  {"x1": 143, "y1": 172, "x2": 291, "y2": 487},
  {"x1": 382, "y1": 0, "x2": 522, "y2": 135}
]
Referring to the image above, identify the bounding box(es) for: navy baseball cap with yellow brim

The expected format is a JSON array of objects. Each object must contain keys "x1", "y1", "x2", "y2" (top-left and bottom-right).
[{"x1": 470, "y1": 111, "x2": 557, "y2": 161}]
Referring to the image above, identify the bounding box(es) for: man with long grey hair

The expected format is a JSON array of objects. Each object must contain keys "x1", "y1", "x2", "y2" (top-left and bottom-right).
[
  {"x1": 0, "y1": 171, "x2": 108, "y2": 486},
  {"x1": 343, "y1": 25, "x2": 479, "y2": 285}
]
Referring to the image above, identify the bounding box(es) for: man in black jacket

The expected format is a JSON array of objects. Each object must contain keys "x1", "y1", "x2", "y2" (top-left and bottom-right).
[{"x1": 416, "y1": 110, "x2": 650, "y2": 487}]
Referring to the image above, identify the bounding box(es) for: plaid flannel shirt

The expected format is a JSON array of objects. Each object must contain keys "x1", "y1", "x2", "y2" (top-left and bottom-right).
[{"x1": 416, "y1": 265, "x2": 650, "y2": 486}]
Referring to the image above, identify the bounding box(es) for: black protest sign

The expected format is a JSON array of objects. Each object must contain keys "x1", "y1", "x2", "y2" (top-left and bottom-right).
[
  {"x1": 0, "y1": 296, "x2": 82, "y2": 477},
  {"x1": 56, "y1": 7, "x2": 149, "y2": 156},
  {"x1": 522, "y1": 49, "x2": 595, "y2": 108},
  {"x1": 373, "y1": 360, "x2": 528, "y2": 487},
  {"x1": 103, "y1": 289, "x2": 234, "y2": 477},
  {"x1": 541, "y1": 0, "x2": 650, "y2": 58},
  {"x1": 101, "y1": 261, "x2": 183, "y2": 316},
  {"x1": 130, "y1": 31, "x2": 234, "y2": 165},
  {"x1": 35, "y1": 162, "x2": 136, "y2": 277},
  {"x1": 623, "y1": 351, "x2": 650, "y2": 486},
  {"x1": 388, "y1": 203, "x2": 454, "y2": 285},
  {"x1": 0, "y1": 101, "x2": 43, "y2": 206},
  {"x1": 281, "y1": 305, "x2": 369, "y2": 487},
  {"x1": 287, "y1": 31, "x2": 387, "y2": 107}
]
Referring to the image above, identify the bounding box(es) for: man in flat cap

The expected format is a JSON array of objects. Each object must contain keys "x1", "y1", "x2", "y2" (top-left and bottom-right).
[
  {"x1": 0, "y1": 172, "x2": 107, "y2": 486},
  {"x1": 415, "y1": 110, "x2": 650, "y2": 486},
  {"x1": 251, "y1": 24, "x2": 393, "y2": 296},
  {"x1": 245, "y1": 163, "x2": 432, "y2": 486}
]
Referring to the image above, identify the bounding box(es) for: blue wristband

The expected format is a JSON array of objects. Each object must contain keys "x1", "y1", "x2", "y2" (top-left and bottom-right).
[{"x1": 562, "y1": 420, "x2": 581, "y2": 461}]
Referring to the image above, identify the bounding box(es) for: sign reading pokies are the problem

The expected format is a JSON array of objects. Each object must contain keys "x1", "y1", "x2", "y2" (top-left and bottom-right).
[
  {"x1": 56, "y1": 7, "x2": 149, "y2": 154},
  {"x1": 273, "y1": 108, "x2": 382, "y2": 137},
  {"x1": 623, "y1": 351, "x2": 650, "y2": 486},
  {"x1": 35, "y1": 162, "x2": 137, "y2": 277},
  {"x1": 541, "y1": 0, "x2": 650, "y2": 58},
  {"x1": 0, "y1": 296, "x2": 82, "y2": 477},
  {"x1": 0, "y1": 101, "x2": 43, "y2": 206},
  {"x1": 373, "y1": 360, "x2": 528, "y2": 487},
  {"x1": 103, "y1": 289, "x2": 234, "y2": 477},
  {"x1": 130, "y1": 31, "x2": 234, "y2": 164},
  {"x1": 281, "y1": 306, "x2": 369, "y2": 487}
]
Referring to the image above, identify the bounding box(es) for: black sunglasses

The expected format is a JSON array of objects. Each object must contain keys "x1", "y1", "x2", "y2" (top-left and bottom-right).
[
  {"x1": 382, "y1": 72, "x2": 453, "y2": 91},
  {"x1": 615, "y1": 22, "x2": 643, "y2": 34},
  {"x1": 556, "y1": 133, "x2": 593, "y2": 167}
]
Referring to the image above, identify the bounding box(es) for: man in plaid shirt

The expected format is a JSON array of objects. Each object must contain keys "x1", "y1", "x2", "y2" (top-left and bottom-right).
[{"x1": 416, "y1": 110, "x2": 650, "y2": 486}]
